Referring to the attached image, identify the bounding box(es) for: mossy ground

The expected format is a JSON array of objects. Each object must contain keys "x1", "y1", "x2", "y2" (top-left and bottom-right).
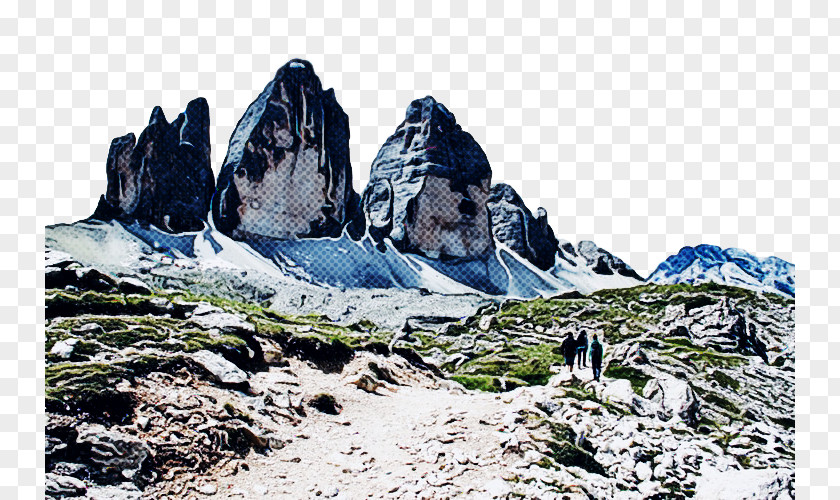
[
  {"x1": 403, "y1": 282, "x2": 791, "y2": 437},
  {"x1": 45, "y1": 288, "x2": 393, "y2": 420}
]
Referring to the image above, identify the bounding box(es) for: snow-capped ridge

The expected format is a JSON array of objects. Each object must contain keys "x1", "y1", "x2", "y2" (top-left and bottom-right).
[{"x1": 647, "y1": 244, "x2": 794, "y2": 298}]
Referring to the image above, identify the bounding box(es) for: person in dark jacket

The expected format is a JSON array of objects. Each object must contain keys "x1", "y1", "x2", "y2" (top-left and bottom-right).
[
  {"x1": 589, "y1": 334, "x2": 603, "y2": 381},
  {"x1": 561, "y1": 332, "x2": 577, "y2": 372},
  {"x1": 576, "y1": 331, "x2": 588, "y2": 369}
]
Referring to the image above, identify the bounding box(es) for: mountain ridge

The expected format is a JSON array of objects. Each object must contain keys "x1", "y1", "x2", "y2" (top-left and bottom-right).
[{"x1": 647, "y1": 244, "x2": 794, "y2": 298}]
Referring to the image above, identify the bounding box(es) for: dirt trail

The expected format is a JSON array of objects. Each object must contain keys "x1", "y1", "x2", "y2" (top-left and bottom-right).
[{"x1": 206, "y1": 353, "x2": 595, "y2": 499}]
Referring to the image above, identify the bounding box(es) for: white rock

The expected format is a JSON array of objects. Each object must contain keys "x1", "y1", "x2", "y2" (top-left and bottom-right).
[
  {"x1": 601, "y1": 379, "x2": 636, "y2": 405},
  {"x1": 189, "y1": 302, "x2": 254, "y2": 333},
  {"x1": 197, "y1": 482, "x2": 218, "y2": 495},
  {"x1": 653, "y1": 463, "x2": 669, "y2": 479},
  {"x1": 637, "y1": 479, "x2": 661, "y2": 497},
  {"x1": 135, "y1": 416, "x2": 150, "y2": 431},
  {"x1": 119, "y1": 276, "x2": 153, "y2": 294},
  {"x1": 643, "y1": 376, "x2": 700, "y2": 425},
  {"x1": 50, "y1": 338, "x2": 80, "y2": 359},
  {"x1": 635, "y1": 461, "x2": 653, "y2": 482},
  {"x1": 484, "y1": 477, "x2": 512, "y2": 498},
  {"x1": 45, "y1": 249, "x2": 76, "y2": 268},
  {"x1": 190, "y1": 350, "x2": 248, "y2": 384},
  {"x1": 694, "y1": 465, "x2": 794, "y2": 500},
  {"x1": 45, "y1": 473, "x2": 86, "y2": 497},
  {"x1": 478, "y1": 315, "x2": 497, "y2": 331}
]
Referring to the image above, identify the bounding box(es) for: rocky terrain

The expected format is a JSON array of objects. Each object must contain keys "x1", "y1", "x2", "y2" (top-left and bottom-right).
[
  {"x1": 45, "y1": 248, "x2": 794, "y2": 499},
  {"x1": 45, "y1": 59, "x2": 795, "y2": 498}
]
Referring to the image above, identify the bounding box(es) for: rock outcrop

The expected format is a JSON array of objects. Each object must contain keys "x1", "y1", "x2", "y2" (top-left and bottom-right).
[
  {"x1": 90, "y1": 98, "x2": 215, "y2": 233},
  {"x1": 363, "y1": 96, "x2": 493, "y2": 259},
  {"x1": 487, "y1": 183, "x2": 559, "y2": 270},
  {"x1": 213, "y1": 59, "x2": 362, "y2": 241}
]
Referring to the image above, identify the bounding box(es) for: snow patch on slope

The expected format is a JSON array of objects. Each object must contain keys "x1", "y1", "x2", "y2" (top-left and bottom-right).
[{"x1": 550, "y1": 240, "x2": 645, "y2": 293}]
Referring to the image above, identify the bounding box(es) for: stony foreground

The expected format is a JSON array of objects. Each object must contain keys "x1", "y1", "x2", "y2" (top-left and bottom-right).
[{"x1": 45, "y1": 255, "x2": 793, "y2": 499}]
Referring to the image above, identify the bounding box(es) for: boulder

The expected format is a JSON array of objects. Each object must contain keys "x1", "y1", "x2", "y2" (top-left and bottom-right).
[
  {"x1": 478, "y1": 314, "x2": 497, "y2": 331},
  {"x1": 74, "y1": 268, "x2": 119, "y2": 293},
  {"x1": 50, "y1": 338, "x2": 80, "y2": 359},
  {"x1": 643, "y1": 377, "x2": 700, "y2": 426},
  {"x1": 213, "y1": 59, "x2": 362, "y2": 241},
  {"x1": 117, "y1": 277, "x2": 152, "y2": 295},
  {"x1": 487, "y1": 183, "x2": 559, "y2": 270},
  {"x1": 599, "y1": 379, "x2": 652, "y2": 417},
  {"x1": 50, "y1": 463, "x2": 90, "y2": 483},
  {"x1": 45, "y1": 472, "x2": 87, "y2": 497},
  {"x1": 188, "y1": 304, "x2": 255, "y2": 335},
  {"x1": 362, "y1": 96, "x2": 493, "y2": 258},
  {"x1": 189, "y1": 350, "x2": 249, "y2": 385},
  {"x1": 307, "y1": 393, "x2": 342, "y2": 414},
  {"x1": 614, "y1": 342, "x2": 649, "y2": 366},
  {"x1": 75, "y1": 424, "x2": 152, "y2": 482},
  {"x1": 600, "y1": 379, "x2": 636, "y2": 406},
  {"x1": 90, "y1": 97, "x2": 215, "y2": 233},
  {"x1": 45, "y1": 249, "x2": 76, "y2": 269}
]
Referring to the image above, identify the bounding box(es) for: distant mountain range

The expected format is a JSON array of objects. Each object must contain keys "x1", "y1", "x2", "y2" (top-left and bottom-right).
[
  {"x1": 647, "y1": 244, "x2": 794, "y2": 298},
  {"x1": 54, "y1": 59, "x2": 793, "y2": 302}
]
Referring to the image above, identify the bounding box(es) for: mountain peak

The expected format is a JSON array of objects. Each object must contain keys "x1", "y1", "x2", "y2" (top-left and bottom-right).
[
  {"x1": 89, "y1": 97, "x2": 214, "y2": 233},
  {"x1": 648, "y1": 245, "x2": 794, "y2": 297},
  {"x1": 363, "y1": 96, "x2": 492, "y2": 258},
  {"x1": 212, "y1": 60, "x2": 361, "y2": 241}
]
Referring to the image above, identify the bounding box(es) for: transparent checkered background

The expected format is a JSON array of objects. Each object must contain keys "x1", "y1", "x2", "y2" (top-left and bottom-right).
[{"x1": 5, "y1": 0, "x2": 836, "y2": 497}]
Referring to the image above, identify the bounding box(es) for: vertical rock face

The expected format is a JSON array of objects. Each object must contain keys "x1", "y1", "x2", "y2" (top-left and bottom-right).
[
  {"x1": 363, "y1": 96, "x2": 492, "y2": 259},
  {"x1": 486, "y1": 183, "x2": 559, "y2": 270},
  {"x1": 212, "y1": 59, "x2": 361, "y2": 240},
  {"x1": 91, "y1": 97, "x2": 215, "y2": 233}
]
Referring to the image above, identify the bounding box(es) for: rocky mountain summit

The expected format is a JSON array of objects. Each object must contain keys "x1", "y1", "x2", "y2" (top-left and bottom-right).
[
  {"x1": 213, "y1": 59, "x2": 363, "y2": 241},
  {"x1": 363, "y1": 96, "x2": 493, "y2": 259},
  {"x1": 51, "y1": 59, "x2": 797, "y2": 498},
  {"x1": 81, "y1": 59, "x2": 795, "y2": 302},
  {"x1": 90, "y1": 98, "x2": 215, "y2": 233}
]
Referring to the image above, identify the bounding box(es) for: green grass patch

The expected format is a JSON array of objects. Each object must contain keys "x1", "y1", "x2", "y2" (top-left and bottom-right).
[
  {"x1": 709, "y1": 370, "x2": 741, "y2": 391},
  {"x1": 450, "y1": 374, "x2": 526, "y2": 393},
  {"x1": 603, "y1": 364, "x2": 651, "y2": 395},
  {"x1": 45, "y1": 362, "x2": 135, "y2": 422},
  {"x1": 694, "y1": 386, "x2": 742, "y2": 417}
]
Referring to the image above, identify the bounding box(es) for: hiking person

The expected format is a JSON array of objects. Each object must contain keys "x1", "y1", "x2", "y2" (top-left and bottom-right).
[
  {"x1": 589, "y1": 334, "x2": 603, "y2": 381},
  {"x1": 561, "y1": 332, "x2": 577, "y2": 372},
  {"x1": 576, "y1": 331, "x2": 588, "y2": 369}
]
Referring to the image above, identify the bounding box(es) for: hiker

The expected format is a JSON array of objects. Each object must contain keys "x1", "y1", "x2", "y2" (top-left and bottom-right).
[
  {"x1": 576, "y1": 331, "x2": 588, "y2": 369},
  {"x1": 561, "y1": 332, "x2": 577, "y2": 372},
  {"x1": 589, "y1": 334, "x2": 603, "y2": 381}
]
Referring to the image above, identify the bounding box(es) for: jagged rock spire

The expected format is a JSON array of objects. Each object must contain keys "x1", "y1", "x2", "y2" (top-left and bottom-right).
[
  {"x1": 212, "y1": 59, "x2": 362, "y2": 240},
  {"x1": 362, "y1": 96, "x2": 493, "y2": 258},
  {"x1": 90, "y1": 97, "x2": 215, "y2": 233},
  {"x1": 487, "y1": 183, "x2": 559, "y2": 270}
]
